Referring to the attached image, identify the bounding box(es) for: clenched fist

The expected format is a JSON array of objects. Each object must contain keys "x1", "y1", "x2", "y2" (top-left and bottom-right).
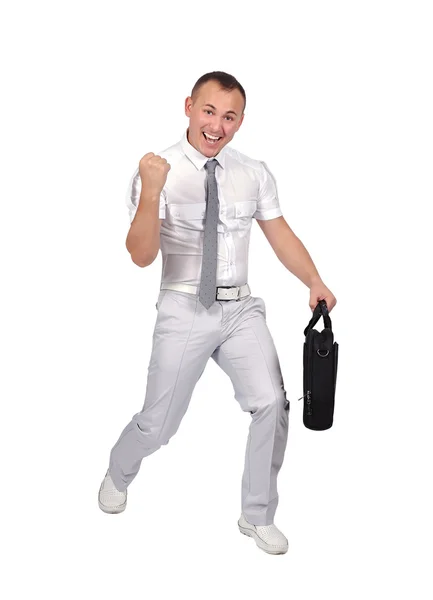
[{"x1": 138, "y1": 153, "x2": 171, "y2": 198}]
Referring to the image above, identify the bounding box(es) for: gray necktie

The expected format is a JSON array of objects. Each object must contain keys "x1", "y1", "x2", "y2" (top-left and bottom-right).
[{"x1": 199, "y1": 159, "x2": 219, "y2": 310}]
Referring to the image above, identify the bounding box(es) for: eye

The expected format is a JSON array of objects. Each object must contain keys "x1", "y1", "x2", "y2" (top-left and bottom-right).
[
  {"x1": 225, "y1": 116, "x2": 233, "y2": 121},
  {"x1": 205, "y1": 110, "x2": 213, "y2": 115}
]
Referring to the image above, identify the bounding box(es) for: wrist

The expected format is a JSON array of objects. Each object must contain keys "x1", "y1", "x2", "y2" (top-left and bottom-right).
[
  {"x1": 307, "y1": 274, "x2": 322, "y2": 288},
  {"x1": 139, "y1": 191, "x2": 161, "y2": 204}
]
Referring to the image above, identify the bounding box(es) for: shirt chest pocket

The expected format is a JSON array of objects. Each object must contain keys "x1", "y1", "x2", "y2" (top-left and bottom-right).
[
  {"x1": 235, "y1": 200, "x2": 257, "y2": 218},
  {"x1": 168, "y1": 202, "x2": 206, "y2": 229},
  {"x1": 234, "y1": 200, "x2": 257, "y2": 230}
]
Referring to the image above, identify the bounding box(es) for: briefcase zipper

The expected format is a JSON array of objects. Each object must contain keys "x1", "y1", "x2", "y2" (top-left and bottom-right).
[
  {"x1": 299, "y1": 334, "x2": 314, "y2": 417},
  {"x1": 307, "y1": 333, "x2": 314, "y2": 416},
  {"x1": 298, "y1": 389, "x2": 312, "y2": 416},
  {"x1": 306, "y1": 389, "x2": 312, "y2": 415}
]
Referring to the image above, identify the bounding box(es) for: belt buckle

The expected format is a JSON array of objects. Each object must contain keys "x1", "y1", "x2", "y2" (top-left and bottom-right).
[{"x1": 216, "y1": 286, "x2": 239, "y2": 301}]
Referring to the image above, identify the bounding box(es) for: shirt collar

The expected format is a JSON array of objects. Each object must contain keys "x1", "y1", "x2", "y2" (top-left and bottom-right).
[{"x1": 180, "y1": 128, "x2": 227, "y2": 171}]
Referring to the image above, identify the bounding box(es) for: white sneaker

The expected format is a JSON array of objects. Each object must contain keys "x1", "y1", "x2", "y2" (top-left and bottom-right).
[
  {"x1": 238, "y1": 513, "x2": 288, "y2": 554},
  {"x1": 98, "y1": 469, "x2": 127, "y2": 514}
]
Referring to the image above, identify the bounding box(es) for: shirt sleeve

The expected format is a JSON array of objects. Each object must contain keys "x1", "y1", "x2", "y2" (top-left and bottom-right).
[
  {"x1": 253, "y1": 160, "x2": 283, "y2": 220},
  {"x1": 125, "y1": 167, "x2": 167, "y2": 223}
]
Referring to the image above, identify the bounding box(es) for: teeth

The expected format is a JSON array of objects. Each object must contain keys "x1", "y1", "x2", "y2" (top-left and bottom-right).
[{"x1": 204, "y1": 133, "x2": 220, "y2": 141}]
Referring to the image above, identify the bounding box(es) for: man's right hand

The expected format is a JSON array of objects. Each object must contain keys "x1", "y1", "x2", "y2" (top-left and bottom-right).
[{"x1": 138, "y1": 153, "x2": 171, "y2": 199}]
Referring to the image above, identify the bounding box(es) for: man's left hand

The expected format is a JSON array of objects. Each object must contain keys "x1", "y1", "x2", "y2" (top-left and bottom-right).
[{"x1": 309, "y1": 280, "x2": 337, "y2": 313}]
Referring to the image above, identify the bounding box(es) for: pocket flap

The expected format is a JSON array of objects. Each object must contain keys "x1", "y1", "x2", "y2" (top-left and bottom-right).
[
  {"x1": 235, "y1": 200, "x2": 257, "y2": 218},
  {"x1": 168, "y1": 203, "x2": 206, "y2": 220}
]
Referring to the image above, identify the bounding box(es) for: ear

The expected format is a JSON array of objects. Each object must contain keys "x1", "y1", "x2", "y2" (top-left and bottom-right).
[
  {"x1": 236, "y1": 112, "x2": 245, "y2": 130},
  {"x1": 184, "y1": 96, "x2": 193, "y2": 117}
]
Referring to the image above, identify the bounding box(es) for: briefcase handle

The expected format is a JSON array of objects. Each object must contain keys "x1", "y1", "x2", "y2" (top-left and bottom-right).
[{"x1": 303, "y1": 299, "x2": 332, "y2": 337}]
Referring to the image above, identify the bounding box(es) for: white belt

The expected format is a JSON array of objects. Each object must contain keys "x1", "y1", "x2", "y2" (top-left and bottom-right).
[{"x1": 160, "y1": 282, "x2": 251, "y2": 301}]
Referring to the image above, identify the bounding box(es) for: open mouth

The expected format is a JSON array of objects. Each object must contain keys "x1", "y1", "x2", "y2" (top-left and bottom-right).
[{"x1": 203, "y1": 132, "x2": 222, "y2": 144}]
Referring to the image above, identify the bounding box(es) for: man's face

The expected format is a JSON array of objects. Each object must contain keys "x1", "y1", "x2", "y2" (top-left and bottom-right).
[{"x1": 184, "y1": 80, "x2": 245, "y2": 157}]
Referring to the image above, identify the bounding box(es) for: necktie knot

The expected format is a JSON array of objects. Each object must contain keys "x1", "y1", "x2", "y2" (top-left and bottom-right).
[{"x1": 205, "y1": 159, "x2": 218, "y2": 175}]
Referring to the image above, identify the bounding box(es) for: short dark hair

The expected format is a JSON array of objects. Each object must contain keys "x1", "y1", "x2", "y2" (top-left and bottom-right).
[{"x1": 191, "y1": 71, "x2": 246, "y2": 114}]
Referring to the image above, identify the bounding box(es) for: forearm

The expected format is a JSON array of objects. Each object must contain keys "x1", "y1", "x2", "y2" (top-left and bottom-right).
[
  {"x1": 274, "y1": 229, "x2": 322, "y2": 289},
  {"x1": 125, "y1": 192, "x2": 161, "y2": 267}
]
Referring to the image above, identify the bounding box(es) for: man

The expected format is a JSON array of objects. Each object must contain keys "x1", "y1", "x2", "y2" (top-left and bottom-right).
[{"x1": 98, "y1": 71, "x2": 337, "y2": 555}]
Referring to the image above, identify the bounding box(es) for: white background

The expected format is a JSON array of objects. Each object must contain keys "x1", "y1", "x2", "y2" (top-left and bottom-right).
[{"x1": 1, "y1": 0, "x2": 432, "y2": 598}]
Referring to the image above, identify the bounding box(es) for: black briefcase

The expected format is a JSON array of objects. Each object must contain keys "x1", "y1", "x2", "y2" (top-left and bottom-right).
[{"x1": 301, "y1": 300, "x2": 338, "y2": 430}]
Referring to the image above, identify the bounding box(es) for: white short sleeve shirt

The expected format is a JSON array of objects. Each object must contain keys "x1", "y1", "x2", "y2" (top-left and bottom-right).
[{"x1": 126, "y1": 129, "x2": 283, "y2": 287}]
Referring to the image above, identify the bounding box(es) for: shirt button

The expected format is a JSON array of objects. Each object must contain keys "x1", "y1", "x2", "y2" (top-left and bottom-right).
[{"x1": 230, "y1": 261, "x2": 234, "y2": 266}]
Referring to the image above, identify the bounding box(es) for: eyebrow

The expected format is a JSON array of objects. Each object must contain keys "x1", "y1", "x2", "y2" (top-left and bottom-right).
[{"x1": 203, "y1": 103, "x2": 238, "y2": 116}]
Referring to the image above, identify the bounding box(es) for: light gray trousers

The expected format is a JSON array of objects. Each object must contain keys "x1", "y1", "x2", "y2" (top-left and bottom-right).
[{"x1": 108, "y1": 289, "x2": 290, "y2": 525}]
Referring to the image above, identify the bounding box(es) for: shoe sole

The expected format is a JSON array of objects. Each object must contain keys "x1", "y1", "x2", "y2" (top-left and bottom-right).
[
  {"x1": 238, "y1": 521, "x2": 288, "y2": 555},
  {"x1": 98, "y1": 498, "x2": 127, "y2": 514}
]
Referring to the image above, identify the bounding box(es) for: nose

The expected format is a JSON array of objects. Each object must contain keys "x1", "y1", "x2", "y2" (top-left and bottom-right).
[{"x1": 209, "y1": 125, "x2": 223, "y2": 136}]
